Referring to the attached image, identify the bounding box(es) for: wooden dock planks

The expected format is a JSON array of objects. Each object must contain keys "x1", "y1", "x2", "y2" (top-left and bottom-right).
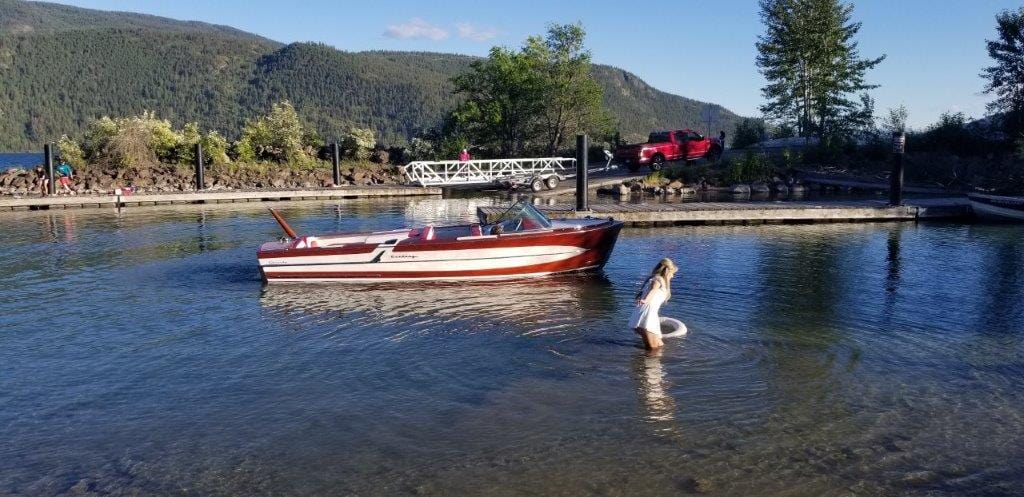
[
  {"x1": 0, "y1": 186, "x2": 442, "y2": 212},
  {"x1": 479, "y1": 198, "x2": 972, "y2": 226}
]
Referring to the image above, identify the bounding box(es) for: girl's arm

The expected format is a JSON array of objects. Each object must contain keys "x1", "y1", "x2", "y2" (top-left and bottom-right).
[{"x1": 637, "y1": 278, "x2": 663, "y2": 305}]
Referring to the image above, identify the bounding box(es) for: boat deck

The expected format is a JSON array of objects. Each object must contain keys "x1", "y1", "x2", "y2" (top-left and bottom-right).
[{"x1": 478, "y1": 197, "x2": 972, "y2": 226}]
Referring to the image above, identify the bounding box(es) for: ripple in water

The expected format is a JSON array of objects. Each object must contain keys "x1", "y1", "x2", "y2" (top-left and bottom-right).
[{"x1": 0, "y1": 199, "x2": 1022, "y2": 496}]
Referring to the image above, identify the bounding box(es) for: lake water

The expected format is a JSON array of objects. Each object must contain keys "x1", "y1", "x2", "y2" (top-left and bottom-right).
[
  {"x1": 0, "y1": 152, "x2": 43, "y2": 171},
  {"x1": 1, "y1": 197, "x2": 1022, "y2": 496}
]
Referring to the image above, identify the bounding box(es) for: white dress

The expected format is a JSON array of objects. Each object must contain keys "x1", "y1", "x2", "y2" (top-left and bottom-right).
[{"x1": 629, "y1": 277, "x2": 668, "y2": 336}]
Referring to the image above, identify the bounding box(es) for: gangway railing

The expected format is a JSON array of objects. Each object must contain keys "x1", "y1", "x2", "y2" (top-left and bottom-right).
[{"x1": 402, "y1": 157, "x2": 575, "y2": 187}]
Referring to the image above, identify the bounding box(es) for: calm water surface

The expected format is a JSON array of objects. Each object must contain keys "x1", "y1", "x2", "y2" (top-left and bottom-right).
[
  {"x1": 0, "y1": 152, "x2": 43, "y2": 171},
  {"x1": 1, "y1": 197, "x2": 1022, "y2": 496}
]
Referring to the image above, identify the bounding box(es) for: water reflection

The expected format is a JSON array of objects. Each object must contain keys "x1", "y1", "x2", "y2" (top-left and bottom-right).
[
  {"x1": 632, "y1": 350, "x2": 684, "y2": 444},
  {"x1": 751, "y1": 226, "x2": 860, "y2": 425},
  {"x1": 885, "y1": 227, "x2": 902, "y2": 295},
  {"x1": 259, "y1": 274, "x2": 619, "y2": 339}
]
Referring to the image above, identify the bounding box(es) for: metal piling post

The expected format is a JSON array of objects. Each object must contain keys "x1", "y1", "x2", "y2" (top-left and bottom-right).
[
  {"x1": 575, "y1": 134, "x2": 589, "y2": 212},
  {"x1": 44, "y1": 143, "x2": 55, "y2": 195},
  {"x1": 332, "y1": 143, "x2": 341, "y2": 187},
  {"x1": 890, "y1": 132, "x2": 905, "y2": 206},
  {"x1": 194, "y1": 143, "x2": 205, "y2": 191}
]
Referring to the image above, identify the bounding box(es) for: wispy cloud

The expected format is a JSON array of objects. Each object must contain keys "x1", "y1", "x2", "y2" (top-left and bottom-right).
[
  {"x1": 455, "y1": 22, "x2": 499, "y2": 42},
  {"x1": 383, "y1": 18, "x2": 449, "y2": 41}
]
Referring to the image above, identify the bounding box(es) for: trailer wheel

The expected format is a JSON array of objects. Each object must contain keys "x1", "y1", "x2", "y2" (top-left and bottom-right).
[
  {"x1": 545, "y1": 176, "x2": 559, "y2": 189},
  {"x1": 531, "y1": 178, "x2": 544, "y2": 192}
]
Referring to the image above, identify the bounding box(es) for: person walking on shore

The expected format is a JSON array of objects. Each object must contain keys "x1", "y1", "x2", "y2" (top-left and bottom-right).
[
  {"x1": 34, "y1": 166, "x2": 49, "y2": 196},
  {"x1": 629, "y1": 258, "x2": 678, "y2": 350},
  {"x1": 718, "y1": 130, "x2": 726, "y2": 149},
  {"x1": 56, "y1": 161, "x2": 75, "y2": 195}
]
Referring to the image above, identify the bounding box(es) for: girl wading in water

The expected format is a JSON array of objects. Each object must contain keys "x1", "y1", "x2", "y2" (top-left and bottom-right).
[{"x1": 629, "y1": 258, "x2": 678, "y2": 350}]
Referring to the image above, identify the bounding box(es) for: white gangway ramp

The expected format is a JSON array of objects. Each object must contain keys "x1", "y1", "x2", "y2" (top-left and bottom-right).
[{"x1": 402, "y1": 157, "x2": 576, "y2": 187}]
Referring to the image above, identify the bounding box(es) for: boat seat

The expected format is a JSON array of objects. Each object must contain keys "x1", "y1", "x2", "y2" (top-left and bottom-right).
[
  {"x1": 470, "y1": 224, "x2": 482, "y2": 236},
  {"x1": 292, "y1": 236, "x2": 319, "y2": 249},
  {"x1": 422, "y1": 225, "x2": 436, "y2": 241}
]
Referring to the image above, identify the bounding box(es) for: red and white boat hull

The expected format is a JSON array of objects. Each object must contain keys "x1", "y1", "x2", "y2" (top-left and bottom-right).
[{"x1": 258, "y1": 218, "x2": 623, "y2": 282}]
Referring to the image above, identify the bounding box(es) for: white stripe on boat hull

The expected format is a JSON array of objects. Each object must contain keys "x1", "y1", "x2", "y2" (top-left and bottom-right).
[
  {"x1": 260, "y1": 245, "x2": 586, "y2": 274},
  {"x1": 263, "y1": 266, "x2": 600, "y2": 283}
]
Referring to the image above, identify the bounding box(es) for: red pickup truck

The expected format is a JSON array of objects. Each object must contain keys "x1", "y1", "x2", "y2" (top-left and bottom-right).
[{"x1": 614, "y1": 129, "x2": 722, "y2": 171}]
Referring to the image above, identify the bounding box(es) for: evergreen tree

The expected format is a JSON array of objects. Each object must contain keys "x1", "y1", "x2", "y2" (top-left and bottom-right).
[
  {"x1": 981, "y1": 7, "x2": 1024, "y2": 137},
  {"x1": 756, "y1": 0, "x2": 884, "y2": 139}
]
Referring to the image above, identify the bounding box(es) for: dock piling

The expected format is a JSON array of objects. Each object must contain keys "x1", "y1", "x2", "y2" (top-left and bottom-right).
[
  {"x1": 890, "y1": 132, "x2": 905, "y2": 206},
  {"x1": 332, "y1": 143, "x2": 341, "y2": 187},
  {"x1": 44, "y1": 143, "x2": 55, "y2": 195},
  {"x1": 194, "y1": 143, "x2": 205, "y2": 191},
  {"x1": 575, "y1": 134, "x2": 588, "y2": 212}
]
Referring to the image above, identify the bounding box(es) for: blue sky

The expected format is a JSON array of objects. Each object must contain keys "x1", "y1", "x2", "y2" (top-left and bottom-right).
[{"x1": 56, "y1": 0, "x2": 1022, "y2": 128}]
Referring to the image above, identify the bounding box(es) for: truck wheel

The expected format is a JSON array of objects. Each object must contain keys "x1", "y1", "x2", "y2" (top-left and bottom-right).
[
  {"x1": 650, "y1": 155, "x2": 665, "y2": 172},
  {"x1": 531, "y1": 178, "x2": 544, "y2": 192},
  {"x1": 706, "y1": 147, "x2": 722, "y2": 162},
  {"x1": 545, "y1": 176, "x2": 559, "y2": 189}
]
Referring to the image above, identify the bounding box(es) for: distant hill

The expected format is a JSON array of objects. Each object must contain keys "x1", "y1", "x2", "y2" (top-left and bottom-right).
[{"x1": 0, "y1": 0, "x2": 742, "y2": 150}]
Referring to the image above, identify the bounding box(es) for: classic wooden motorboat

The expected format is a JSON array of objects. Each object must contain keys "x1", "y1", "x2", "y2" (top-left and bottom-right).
[
  {"x1": 257, "y1": 201, "x2": 623, "y2": 282},
  {"x1": 968, "y1": 193, "x2": 1024, "y2": 222}
]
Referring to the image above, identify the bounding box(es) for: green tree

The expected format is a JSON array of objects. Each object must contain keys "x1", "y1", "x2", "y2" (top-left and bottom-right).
[
  {"x1": 756, "y1": 0, "x2": 884, "y2": 139},
  {"x1": 236, "y1": 101, "x2": 308, "y2": 163},
  {"x1": 450, "y1": 23, "x2": 608, "y2": 157},
  {"x1": 732, "y1": 118, "x2": 766, "y2": 149},
  {"x1": 982, "y1": 7, "x2": 1024, "y2": 136},
  {"x1": 881, "y1": 105, "x2": 908, "y2": 134},
  {"x1": 57, "y1": 135, "x2": 85, "y2": 169},
  {"x1": 524, "y1": 23, "x2": 611, "y2": 154},
  {"x1": 451, "y1": 46, "x2": 545, "y2": 156},
  {"x1": 342, "y1": 127, "x2": 377, "y2": 160}
]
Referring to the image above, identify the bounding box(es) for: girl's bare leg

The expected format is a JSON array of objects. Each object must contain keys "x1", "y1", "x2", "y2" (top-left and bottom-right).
[{"x1": 645, "y1": 331, "x2": 664, "y2": 350}]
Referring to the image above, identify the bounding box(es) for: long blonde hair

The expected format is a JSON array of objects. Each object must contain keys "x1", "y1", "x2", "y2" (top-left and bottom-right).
[{"x1": 645, "y1": 258, "x2": 678, "y2": 299}]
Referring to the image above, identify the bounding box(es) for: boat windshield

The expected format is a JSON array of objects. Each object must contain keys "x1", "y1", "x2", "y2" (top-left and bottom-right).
[{"x1": 489, "y1": 201, "x2": 552, "y2": 232}]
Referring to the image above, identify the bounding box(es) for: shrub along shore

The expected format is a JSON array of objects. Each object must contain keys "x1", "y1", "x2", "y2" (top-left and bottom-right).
[{"x1": 0, "y1": 102, "x2": 408, "y2": 197}]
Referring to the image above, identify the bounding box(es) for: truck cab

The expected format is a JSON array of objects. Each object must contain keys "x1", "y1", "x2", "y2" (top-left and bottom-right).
[{"x1": 613, "y1": 129, "x2": 720, "y2": 171}]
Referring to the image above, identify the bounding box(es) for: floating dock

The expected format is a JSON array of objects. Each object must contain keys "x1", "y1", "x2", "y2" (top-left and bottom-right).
[
  {"x1": 479, "y1": 198, "x2": 972, "y2": 226},
  {"x1": 0, "y1": 186, "x2": 441, "y2": 212}
]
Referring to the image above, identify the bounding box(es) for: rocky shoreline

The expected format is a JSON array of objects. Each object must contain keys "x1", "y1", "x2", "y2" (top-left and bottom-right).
[
  {"x1": 597, "y1": 176, "x2": 810, "y2": 197},
  {"x1": 0, "y1": 163, "x2": 402, "y2": 196}
]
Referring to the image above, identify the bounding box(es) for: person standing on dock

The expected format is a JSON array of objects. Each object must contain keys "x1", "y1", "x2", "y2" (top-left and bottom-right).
[
  {"x1": 56, "y1": 161, "x2": 75, "y2": 195},
  {"x1": 35, "y1": 166, "x2": 49, "y2": 196},
  {"x1": 629, "y1": 258, "x2": 678, "y2": 350},
  {"x1": 458, "y1": 148, "x2": 472, "y2": 162}
]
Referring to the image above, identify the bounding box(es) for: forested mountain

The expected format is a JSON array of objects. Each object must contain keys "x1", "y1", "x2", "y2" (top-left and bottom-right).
[{"x1": 0, "y1": 0, "x2": 741, "y2": 150}]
